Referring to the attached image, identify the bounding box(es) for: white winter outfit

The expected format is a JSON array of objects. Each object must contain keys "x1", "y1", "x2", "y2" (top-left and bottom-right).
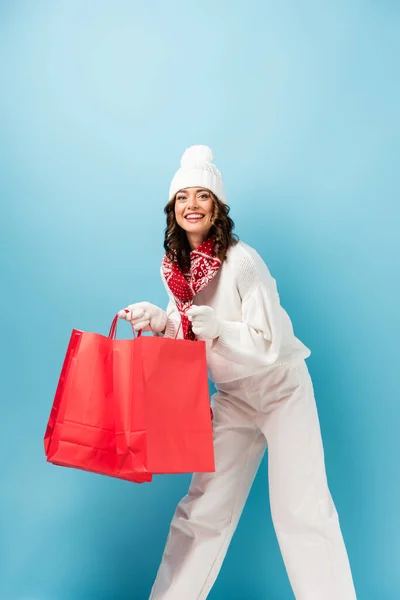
[
  {"x1": 149, "y1": 241, "x2": 357, "y2": 600},
  {"x1": 162, "y1": 241, "x2": 310, "y2": 382}
]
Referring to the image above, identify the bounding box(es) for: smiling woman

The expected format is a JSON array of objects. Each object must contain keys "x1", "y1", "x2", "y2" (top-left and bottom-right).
[
  {"x1": 161, "y1": 146, "x2": 238, "y2": 273},
  {"x1": 175, "y1": 187, "x2": 214, "y2": 232},
  {"x1": 173, "y1": 187, "x2": 216, "y2": 246},
  {"x1": 117, "y1": 145, "x2": 357, "y2": 600},
  {"x1": 164, "y1": 187, "x2": 238, "y2": 274}
]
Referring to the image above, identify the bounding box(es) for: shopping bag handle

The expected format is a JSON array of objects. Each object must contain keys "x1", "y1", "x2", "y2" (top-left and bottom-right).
[
  {"x1": 109, "y1": 311, "x2": 184, "y2": 341},
  {"x1": 175, "y1": 319, "x2": 182, "y2": 339},
  {"x1": 108, "y1": 311, "x2": 141, "y2": 340}
]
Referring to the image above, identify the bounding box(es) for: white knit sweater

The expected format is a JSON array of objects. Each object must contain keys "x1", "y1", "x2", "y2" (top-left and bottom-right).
[{"x1": 160, "y1": 241, "x2": 311, "y2": 384}]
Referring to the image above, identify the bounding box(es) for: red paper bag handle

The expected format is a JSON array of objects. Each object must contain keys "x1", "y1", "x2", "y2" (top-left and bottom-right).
[
  {"x1": 109, "y1": 310, "x2": 142, "y2": 340},
  {"x1": 174, "y1": 319, "x2": 182, "y2": 340},
  {"x1": 110, "y1": 310, "x2": 184, "y2": 341}
]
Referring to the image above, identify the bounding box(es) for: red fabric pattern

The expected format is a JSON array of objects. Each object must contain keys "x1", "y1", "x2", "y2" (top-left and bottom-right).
[{"x1": 162, "y1": 238, "x2": 222, "y2": 340}]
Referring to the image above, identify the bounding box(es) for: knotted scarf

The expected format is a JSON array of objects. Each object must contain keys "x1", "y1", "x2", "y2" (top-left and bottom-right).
[{"x1": 162, "y1": 237, "x2": 222, "y2": 340}]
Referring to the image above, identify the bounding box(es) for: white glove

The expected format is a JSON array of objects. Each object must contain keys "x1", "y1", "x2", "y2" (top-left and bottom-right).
[
  {"x1": 186, "y1": 305, "x2": 222, "y2": 340},
  {"x1": 118, "y1": 302, "x2": 167, "y2": 333}
]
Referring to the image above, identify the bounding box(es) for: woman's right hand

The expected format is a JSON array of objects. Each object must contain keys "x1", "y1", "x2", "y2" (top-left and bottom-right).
[{"x1": 118, "y1": 302, "x2": 167, "y2": 334}]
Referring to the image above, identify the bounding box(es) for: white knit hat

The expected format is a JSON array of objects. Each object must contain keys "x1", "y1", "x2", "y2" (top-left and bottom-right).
[{"x1": 169, "y1": 145, "x2": 226, "y2": 203}]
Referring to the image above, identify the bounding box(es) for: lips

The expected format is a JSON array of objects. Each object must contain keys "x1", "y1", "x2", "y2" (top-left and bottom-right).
[{"x1": 185, "y1": 213, "x2": 205, "y2": 222}]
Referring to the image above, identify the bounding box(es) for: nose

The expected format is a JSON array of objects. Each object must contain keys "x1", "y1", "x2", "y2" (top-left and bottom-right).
[{"x1": 187, "y1": 195, "x2": 199, "y2": 209}]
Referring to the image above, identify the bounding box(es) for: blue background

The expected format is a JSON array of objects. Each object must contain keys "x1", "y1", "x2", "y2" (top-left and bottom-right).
[{"x1": 1, "y1": 1, "x2": 399, "y2": 599}]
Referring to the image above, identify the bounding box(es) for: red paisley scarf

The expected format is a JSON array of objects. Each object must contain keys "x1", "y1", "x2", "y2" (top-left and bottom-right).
[{"x1": 162, "y1": 237, "x2": 222, "y2": 340}]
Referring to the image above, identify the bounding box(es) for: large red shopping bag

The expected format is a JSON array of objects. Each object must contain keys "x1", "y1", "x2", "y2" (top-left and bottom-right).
[{"x1": 44, "y1": 314, "x2": 215, "y2": 483}]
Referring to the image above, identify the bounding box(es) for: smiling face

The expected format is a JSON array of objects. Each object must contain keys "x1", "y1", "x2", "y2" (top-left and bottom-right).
[{"x1": 174, "y1": 187, "x2": 215, "y2": 249}]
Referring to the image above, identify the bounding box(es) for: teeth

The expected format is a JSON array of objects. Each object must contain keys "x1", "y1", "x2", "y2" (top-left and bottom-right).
[{"x1": 186, "y1": 214, "x2": 204, "y2": 220}]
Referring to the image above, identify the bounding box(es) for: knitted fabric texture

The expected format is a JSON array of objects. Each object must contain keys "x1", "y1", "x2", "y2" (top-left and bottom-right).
[{"x1": 169, "y1": 145, "x2": 226, "y2": 203}]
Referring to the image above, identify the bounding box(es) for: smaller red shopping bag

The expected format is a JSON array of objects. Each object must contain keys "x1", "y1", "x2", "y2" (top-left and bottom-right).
[{"x1": 44, "y1": 314, "x2": 215, "y2": 483}]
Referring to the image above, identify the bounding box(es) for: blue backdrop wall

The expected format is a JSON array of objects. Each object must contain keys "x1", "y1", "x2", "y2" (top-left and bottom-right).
[{"x1": 1, "y1": 1, "x2": 399, "y2": 599}]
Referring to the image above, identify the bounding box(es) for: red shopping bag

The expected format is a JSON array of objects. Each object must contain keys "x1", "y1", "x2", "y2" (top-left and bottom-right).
[{"x1": 44, "y1": 315, "x2": 215, "y2": 483}]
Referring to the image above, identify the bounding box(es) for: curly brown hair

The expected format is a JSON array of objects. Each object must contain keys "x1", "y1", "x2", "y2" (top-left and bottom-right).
[{"x1": 164, "y1": 191, "x2": 238, "y2": 271}]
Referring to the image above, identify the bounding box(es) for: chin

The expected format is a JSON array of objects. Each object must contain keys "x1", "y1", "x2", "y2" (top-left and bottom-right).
[
  {"x1": 185, "y1": 226, "x2": 211, "y2": 236},
  {"x1": 185, "y1": 225, "x2": 207, "y2": 233},
  {"x1": 179, "y1": 221, "x2": 205, "y2": 232}
]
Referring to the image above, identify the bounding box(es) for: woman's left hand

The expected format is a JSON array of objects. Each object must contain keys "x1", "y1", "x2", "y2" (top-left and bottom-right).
[{"x1": 187, "y1": 306, "x2": 222, "y2": 340}]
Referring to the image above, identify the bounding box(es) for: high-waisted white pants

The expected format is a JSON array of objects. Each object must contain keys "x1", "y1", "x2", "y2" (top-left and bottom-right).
[{"x1": 149, "y1": 360, "x2": 357, "y2": 599}]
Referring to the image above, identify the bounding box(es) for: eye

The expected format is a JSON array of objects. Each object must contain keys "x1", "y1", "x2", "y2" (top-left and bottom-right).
[
  {"x1": 199, "y1": 193, "x2": 209, "y2": 199},
  {"x1": 177, "y1": 195, "x2": 187, "y2": 202}
]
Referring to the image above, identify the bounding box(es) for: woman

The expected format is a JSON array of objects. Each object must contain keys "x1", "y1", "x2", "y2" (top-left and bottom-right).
[{"x1": 119, "y1": 145, "x2": 357, "y2": 600}]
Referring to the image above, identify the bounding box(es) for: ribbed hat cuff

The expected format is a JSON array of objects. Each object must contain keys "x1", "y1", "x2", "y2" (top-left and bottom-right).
[{"x1": 169, "y1": 168, "x2": 225, "y2": 203}]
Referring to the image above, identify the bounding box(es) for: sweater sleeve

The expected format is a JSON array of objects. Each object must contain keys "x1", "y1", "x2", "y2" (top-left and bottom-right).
[
  {"x1": 211, "y1": 248, "x2": 283, "y2": 367},
  {"x1": 163, "y1": 297, "x2": 184, "y2": 339}
]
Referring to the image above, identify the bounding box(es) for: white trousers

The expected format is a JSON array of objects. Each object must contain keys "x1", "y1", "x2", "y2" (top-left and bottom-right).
[{"x1": 149, "y1": 360, "x2": 357, "y2": 600}]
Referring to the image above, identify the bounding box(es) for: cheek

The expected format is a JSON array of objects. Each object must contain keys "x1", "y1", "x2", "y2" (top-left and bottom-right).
[{"x1": 175, "y1": 206, "x2": 184, "y2": 220}]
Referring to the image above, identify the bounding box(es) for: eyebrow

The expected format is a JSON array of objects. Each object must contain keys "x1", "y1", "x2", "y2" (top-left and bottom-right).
[{"x1": 176, "y1": 188, "x2": 210, "y2": 195}]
